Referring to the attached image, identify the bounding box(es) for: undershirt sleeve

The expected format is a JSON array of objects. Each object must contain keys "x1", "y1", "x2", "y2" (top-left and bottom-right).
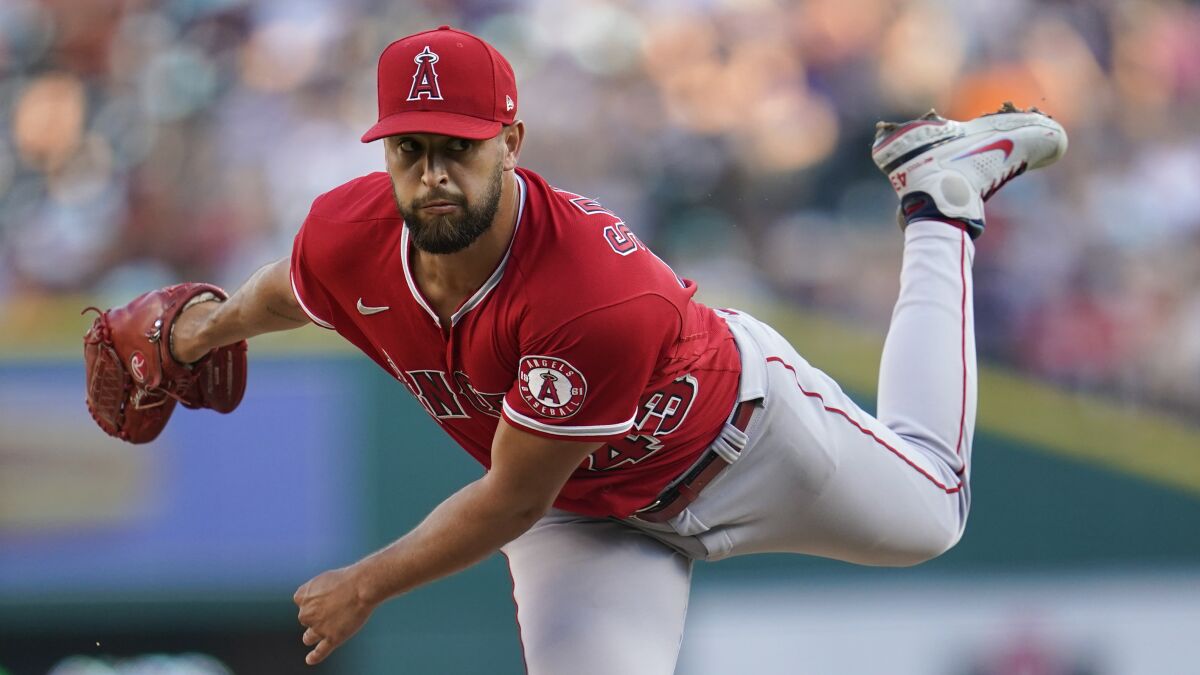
[{"x1": 501, "y1": 294, "x2": 679, "y2": 442}]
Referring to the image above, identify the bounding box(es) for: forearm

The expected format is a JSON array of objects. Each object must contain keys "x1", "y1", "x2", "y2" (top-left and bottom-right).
[
  {"x1": 353, "y1": 477, "x2": 542, "y2": 605},
  {"x1": 290, "y1": 423, "x2": 594, "y2": 666},
  {"x1": 172, "y1": 257, "x2": 308, "y2": 361}
]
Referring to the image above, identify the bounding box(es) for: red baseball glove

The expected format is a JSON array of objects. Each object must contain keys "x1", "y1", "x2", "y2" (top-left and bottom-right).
[{"x1": 82, "y1": 283, "x2": 248, "y2": 443}]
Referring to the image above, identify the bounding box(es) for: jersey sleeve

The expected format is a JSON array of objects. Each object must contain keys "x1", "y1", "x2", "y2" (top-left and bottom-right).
[
  {"x1": 289, "y1": 214, "x2": 337, "y2": 330},
  {"x1": 501, "y1": 294, "x2": 679, "y2": 442}
]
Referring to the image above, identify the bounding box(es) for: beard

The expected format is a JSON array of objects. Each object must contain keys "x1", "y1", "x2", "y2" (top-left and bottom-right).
[{"x1": 395, "y1": 163, "x2": 504, "y2": 255}]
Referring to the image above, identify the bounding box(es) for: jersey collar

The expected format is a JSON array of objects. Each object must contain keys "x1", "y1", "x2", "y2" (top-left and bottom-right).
[{"x1": 401, "y1": 172, "x2": 527, "y2": 328}]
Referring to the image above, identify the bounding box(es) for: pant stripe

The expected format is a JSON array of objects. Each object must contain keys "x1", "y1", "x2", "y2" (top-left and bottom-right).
[
  {"x1": 766, "y1": 356, "x2": 964, "y2": 494},
  {"x1": 954, "y1": 229, "x2": 968, "y2": 471}
]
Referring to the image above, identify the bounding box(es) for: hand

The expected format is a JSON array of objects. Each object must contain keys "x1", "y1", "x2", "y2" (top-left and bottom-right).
[{"x1": 294, "y1": 564, "x2": 377, "y2": 666}]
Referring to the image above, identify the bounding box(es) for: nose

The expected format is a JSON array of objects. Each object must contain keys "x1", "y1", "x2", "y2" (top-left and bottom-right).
[{"x1": 419, "y1": 151, "x2": 450, "y2": 189}]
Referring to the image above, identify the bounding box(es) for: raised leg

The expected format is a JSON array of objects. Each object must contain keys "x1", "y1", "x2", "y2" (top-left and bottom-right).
[
  {"x1": 877, "y1": 220, "x2": 976, "y2": 510},
  {"x1": 662, "y1": 106, "x2": 1067, "y2": 566}
]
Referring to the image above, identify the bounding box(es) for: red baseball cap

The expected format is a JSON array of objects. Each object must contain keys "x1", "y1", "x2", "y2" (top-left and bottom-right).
[{"x1": 361, "y1": 26, "x2": 518, "y2": 143}]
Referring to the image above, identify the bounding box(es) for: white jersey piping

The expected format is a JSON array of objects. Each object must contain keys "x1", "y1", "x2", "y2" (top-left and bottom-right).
[
  {"x1": 502, "y1": 399, "x2": 637, "y2": 437},
  {"x1": 400, "y1": 173, "x2": 528, "y2": 329},
  {"x1": 289, "y1": 269, "x2": 335, "y2": 330}
]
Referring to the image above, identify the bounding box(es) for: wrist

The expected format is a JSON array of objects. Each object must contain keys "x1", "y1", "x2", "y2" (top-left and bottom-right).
[
  {"x1": 170, "y1": 300, "x2": 222, "y2": 364},
  {"x1": 350, "y1": 556, "x2": 391, "y2": 607}
]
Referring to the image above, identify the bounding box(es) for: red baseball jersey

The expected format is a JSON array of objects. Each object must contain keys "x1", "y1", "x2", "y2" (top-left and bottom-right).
[{"x1": 289, "y1": 167, "x2": 741, "y2": 517}]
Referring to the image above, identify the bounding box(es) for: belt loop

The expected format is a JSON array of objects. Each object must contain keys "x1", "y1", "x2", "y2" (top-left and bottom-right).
[
  {"x1": 632, "y1": 397, "x2": 761, "y2": 523},
  {"x1": 710, "y1": 423, "x2": 748, "y2": 464}
]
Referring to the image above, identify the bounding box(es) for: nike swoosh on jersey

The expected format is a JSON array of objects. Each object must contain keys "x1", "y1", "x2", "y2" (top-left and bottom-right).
[{"x1": 356, "y1": 298, "x2": 390, "y2": 315}]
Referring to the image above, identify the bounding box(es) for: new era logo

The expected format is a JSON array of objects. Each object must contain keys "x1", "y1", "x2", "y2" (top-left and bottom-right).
[{"x1": 505, "y1": 95, "x2": 514, "y2": 112}]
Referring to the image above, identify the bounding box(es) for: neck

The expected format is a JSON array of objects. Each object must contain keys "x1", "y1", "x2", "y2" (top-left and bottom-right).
[{"x1": 411, "y1": 170, "x2": 520, "y2": 297}]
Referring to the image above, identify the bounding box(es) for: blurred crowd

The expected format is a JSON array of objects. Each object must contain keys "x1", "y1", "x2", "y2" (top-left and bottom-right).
[{"x1": 1, "y1": 0, "x2": 1199, "y2": 412}]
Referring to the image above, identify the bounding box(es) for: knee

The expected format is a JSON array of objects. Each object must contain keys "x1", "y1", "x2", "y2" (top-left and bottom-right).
[{"x1": 871, "y1": 520, "x2": 962, "y2": 567}]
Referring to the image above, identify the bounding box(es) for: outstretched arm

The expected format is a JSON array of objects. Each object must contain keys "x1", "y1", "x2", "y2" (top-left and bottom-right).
[
  {"x1": 292, "y1": 419, "x2": 600, "y2": 666},
  {"x1": 171, "y1": 256, "x2": 309, "y2": 362}
]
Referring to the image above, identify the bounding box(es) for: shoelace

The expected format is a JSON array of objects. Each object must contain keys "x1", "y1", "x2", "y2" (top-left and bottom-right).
[{"x1": 982, "y1": 161, "x2": 1028, "y2": 201}]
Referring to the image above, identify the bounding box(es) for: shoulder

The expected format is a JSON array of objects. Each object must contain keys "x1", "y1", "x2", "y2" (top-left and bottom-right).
[
  {"x1": 518, "y1": 168, "x2": 626, "y2": 235},
  {"x1": 294, "y1": 172, "x2": 403, "y2": 279},
  {"x1": 513, "y1": 169, "x2": 642, "y2": 272},
  {"x1": 308, "y1": 172, "x2": 398, "y2": 225},
  {"x1": 509, "y1": 169, "x2": 686, "y2": 335}
]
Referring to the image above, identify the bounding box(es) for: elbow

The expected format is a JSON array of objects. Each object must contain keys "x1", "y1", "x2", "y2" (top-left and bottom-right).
[
  {"x1": 477, "y1": 476, "x2": 553, "y2": 535},
  {"x1": 507, "y1": 490, "x2": 556, "y2": 536},
  {"x1": 512, "y1": 499, "x2": 552, "y2": 532}
]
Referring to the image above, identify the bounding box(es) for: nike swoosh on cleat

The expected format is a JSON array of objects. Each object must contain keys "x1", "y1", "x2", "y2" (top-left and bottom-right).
[
  {"x1": 954, "y1": 138, "x2": 1014, "y2": 161},
  {"x1": 357, "y1": 298, "x2": 390, "y2": 315}
]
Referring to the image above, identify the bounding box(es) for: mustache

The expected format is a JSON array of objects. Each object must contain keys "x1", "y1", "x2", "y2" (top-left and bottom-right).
[{"x1": 412, "y1": 191, "x2": 466, "y2": 208}]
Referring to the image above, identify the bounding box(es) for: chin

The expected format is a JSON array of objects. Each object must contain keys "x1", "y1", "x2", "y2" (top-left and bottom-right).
[
  {"x1": 409, "y1": 223, "x2": 472, "y2": 254},
  {"x1": 412, "y1": 237, "x2": 475, "y2": 255},
  {"x1": 408, "y1": 218, "x2": 457, "y2": 241}
]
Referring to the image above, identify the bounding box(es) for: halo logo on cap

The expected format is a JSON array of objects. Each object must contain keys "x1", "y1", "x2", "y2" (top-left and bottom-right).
[
  {"x1": 407, "y1": 46, "x2": 444, "y2": 102},
  {"x1": 363, "y1": 26, "x2": 519, "y2": 142}
]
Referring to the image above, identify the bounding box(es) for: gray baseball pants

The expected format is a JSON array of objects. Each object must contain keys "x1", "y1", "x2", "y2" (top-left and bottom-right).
[{"x1": 501, "y1": 221, "x2": 977, "y2": 674}]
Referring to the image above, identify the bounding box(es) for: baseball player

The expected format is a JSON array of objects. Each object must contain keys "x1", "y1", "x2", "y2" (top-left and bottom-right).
[{"x1": 81, "y1": 26, "x2": 1067, "y2": 673}]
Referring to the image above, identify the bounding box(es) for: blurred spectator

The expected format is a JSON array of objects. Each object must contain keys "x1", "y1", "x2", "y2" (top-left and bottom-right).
[{"x1": 2, "y1": 0, "x2": 1198, "y2": 411}]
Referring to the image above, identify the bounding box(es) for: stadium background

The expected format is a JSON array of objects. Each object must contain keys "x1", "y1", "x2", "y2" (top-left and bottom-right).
[{"x1": 2, "y1": 0, "x2": 1199, "y2": 673}]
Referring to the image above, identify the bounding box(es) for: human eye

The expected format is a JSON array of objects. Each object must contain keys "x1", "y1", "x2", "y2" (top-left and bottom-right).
[
  {"x1": 447, "y1": 138, "x2": 473, "y2": 153},
  {"x1": 397, "y1": 138, "x2": 420, "y2": 153}
]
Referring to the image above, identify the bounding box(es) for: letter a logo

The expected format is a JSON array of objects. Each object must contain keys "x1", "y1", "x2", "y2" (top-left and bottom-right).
[
  {"x1": 537, "y1": 372, "x2": 561, "y2": 404},
  {"x1": 408, "y1": 46, "x2": 443, "y2": 101}
]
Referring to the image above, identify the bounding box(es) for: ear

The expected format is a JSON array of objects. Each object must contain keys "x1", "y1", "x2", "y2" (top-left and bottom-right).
[{"x1": 501, "y1": 121, "x2": 525, "y2": 171}]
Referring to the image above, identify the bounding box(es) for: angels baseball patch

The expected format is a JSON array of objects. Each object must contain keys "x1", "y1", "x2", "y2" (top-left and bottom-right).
[{"x1": 518, "y1": 356, "x2": 586, "y2": 418}]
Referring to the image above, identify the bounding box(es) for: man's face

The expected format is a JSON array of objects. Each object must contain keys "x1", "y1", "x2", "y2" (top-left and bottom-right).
[{"x1": 384, "y1": 133, "x2": 504, "y2": 255}]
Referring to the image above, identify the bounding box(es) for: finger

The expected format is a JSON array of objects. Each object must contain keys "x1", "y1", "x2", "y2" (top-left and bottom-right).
[
  {"x1": 306, "y1": 639, "x2": 335, "y2": 666},
  {"x1": 302, "y1": 628, "x2": 320, "y2": 647},
  {"x1": 293, "y1": 584, "x2": 308, "y2": 605}
]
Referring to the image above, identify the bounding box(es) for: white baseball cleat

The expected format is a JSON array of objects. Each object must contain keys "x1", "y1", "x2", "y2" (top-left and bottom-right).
[{"x1": 872, "y1": 102, "x2": 1068, "y2": 238}]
